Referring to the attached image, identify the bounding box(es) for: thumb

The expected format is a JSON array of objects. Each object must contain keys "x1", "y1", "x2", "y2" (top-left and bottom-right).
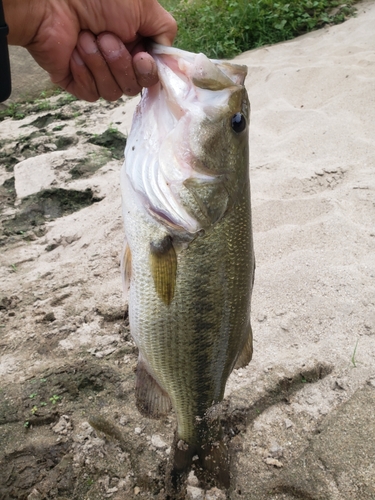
[{"x1": 138, "y1": 1, "x2": 177, "y2": 46}]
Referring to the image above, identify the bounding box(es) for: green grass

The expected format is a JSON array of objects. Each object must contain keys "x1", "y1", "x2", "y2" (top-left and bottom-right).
[
  {"x1": 0, "y1": 89, "x2": 77, "y2": 122},
  {"x1": 161, "y1": 0, "x2": 359, "y2": 59}
]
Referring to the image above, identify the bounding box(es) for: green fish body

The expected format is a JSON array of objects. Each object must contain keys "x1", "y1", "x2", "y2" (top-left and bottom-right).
[{"x1": 121, "y1": 45, "x2": 255, "y2": 491}]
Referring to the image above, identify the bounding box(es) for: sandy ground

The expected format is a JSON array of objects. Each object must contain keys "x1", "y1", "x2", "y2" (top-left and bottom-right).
[{"x1": 0, "y1": 1, "x2": 374, "y2": 499}]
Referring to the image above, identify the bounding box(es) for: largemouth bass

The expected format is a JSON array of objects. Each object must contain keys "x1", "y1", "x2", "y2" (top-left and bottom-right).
[{"x1": 121, "y1": 44, "x2": 255, "y2": 492}]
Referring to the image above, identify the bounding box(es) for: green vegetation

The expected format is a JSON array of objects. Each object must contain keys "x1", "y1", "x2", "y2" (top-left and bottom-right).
[
  {"x1": 0, "y1": 89, "x2": 78, "y2": 122},
  {"x1": 49, "y1": 394, "x2": 61, "y2": 404},
  {"x1": 161, "y1": 0, "x2": 358, "y2": 58},
  {"x1": 88, "y1": 126, "x2": 127, "y2": 160}
]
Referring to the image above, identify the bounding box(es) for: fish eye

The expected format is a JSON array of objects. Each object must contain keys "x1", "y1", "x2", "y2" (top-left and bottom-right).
[{"x1": 231, "y1": 112, "x2": 246, "y2": 133}]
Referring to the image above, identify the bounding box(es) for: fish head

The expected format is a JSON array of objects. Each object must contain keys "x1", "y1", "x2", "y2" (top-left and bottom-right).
[{"x1": 123, "y1": 45, "x2": 250, "y2": 233}]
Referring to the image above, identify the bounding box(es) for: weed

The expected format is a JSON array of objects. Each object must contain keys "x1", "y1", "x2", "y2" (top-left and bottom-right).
[
  {"x1": 10, "y1": 264, "x2": 17, "y2": 273},
  {"x1": 163, "y1": 0, "x2": 359, "y2": 59},
  {"x1": 29, "y1": 393, "x2": 37, "y2": 399},
  {"x1": 50, "y1": 394, "x2": 61, "y2": 404},
  {"x1": 31, "y1": 406, "x2": 38, "y2": 415},
  {"x1": 0, "y1": 90, "x2": 78, "y2": 122}
]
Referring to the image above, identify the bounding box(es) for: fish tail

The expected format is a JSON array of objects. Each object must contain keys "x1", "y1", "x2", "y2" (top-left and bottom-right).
[
  {"x1": 166, "y1": 422, "x2": 230, "y2": 496},
  {"x1": 166, "y1": 433, "x2": 195, "y2": 497},
  {"x1": 197, "y1": 438, "x2": 230, "y2": 489}
]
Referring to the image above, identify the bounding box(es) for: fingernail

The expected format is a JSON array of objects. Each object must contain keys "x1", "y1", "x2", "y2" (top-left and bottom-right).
[
  {"x1": 79, "y1": 32, "x2": 98, "y2": 55},
  {"x1": 135, "y1": 57, "x2": 154, "y2": 76},
  {"x1": 98, "y1": 34, "x2": 122, "y2": 59},
  {"x1": 72, "y1": 49, "x2": 84, "y2": 66}
]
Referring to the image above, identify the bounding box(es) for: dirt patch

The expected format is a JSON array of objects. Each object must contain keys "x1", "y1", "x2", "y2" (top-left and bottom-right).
[
  {"x1": 69, "y1": 151, "x2": 112, "y2": 180},
  {"x1": 88, "y1": 128, "x2": 127, "y2": 160},
  {"x1": 1, "y1": 188, "x2": 101, "y2": 245}
]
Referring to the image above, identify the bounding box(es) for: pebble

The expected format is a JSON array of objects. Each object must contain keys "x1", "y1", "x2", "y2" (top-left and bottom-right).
[
  {"x1": 151, "y1": 434, "x2": 168, "y2": 449},
  {"x1": 134, "y1": 427, "x2": 142, "y2": 435},
  {"x1": 268, "y1": 443, "x2": 284, "y2": 459},
  {"x1": 52, "y1": 415, "x2": 72, "y2": 435},
  {"x1": 27, "y1": 490, "x2": 42, "y2": 500},
  {"x1": 264, "y1": 457, "x2": 283, "y2": 467},
  {"x1": 205, "y1": 487, "x2": 226, "y2": 500},
  {"x1": 186, "y1": 486, "x2": 204, "y2": 500},
  {"x1": 284, "y1": 418, "x2": 293, "y2": 429},
  {"x1": 187, "y1": 471, "x2": 199, "y2": 487},
  {"x1": 324, "y1": 167, "x2": 338, "y2": 174},
  {"x1": 280, "y1": 319, "x2": 289, "y2": 331},
  {"x1": 134, "y1": 486, "x2": 140, "y2": 495}
]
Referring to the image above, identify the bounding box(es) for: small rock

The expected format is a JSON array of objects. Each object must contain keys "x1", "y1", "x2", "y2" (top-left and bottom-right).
[
  {"x1": 284, "y1": 418, "x2": 293, "y2": 429},
  {"x1": 324, "y1": 167, "x2": 338, "y2": 174},
  {"x1": 268, "y1": 443, "x2": 283, "y2": 459},
  {"x1": 27, "y1": 489, "x2": 43, "y2": 500},
  {"x1": 119, "y1": 416, "x2": 128, "y2": 426},
  {"x1": 205, "y1": 487, "x2": 226, "y2": 500},
  {"x1": 187, "y1": 471, "x2": 199, "y2": 487},
  {"x1": 94, "y1": 347, "x2": 117, "y2": 358},
  {"x1": 43, "y1": 311, "x2": 56, "y2": 322},
  {"x1": 52, "y1": 415, "x2": 72, "y2": 434},
  {"x1": 275, "y1": 310, "x2": 285, "y2": 316},
  {"x1": 134, "y1": 486, "x2": 140, "y2": 495},
  {"x1": 151, "y1": 434, "x2": 168, "y2": 449},
  {"x1": 264, "y1": 457, "x2": 283, "y2": 467},
  {"x1": 280, "y1": 319, "x2": 289, "y2": 331},
  {"x1": 364, "y1": 312, "x2": 375, "y2": 333},
  {"x1": 186, "y1": 485, "x2": 204, "y2": 500},
  {"x1": 331, "y1": 378, "x2": 348, "y2": 391},
  {"x1": 134, "y1": 427, "x2": 142, "y2": 435}
]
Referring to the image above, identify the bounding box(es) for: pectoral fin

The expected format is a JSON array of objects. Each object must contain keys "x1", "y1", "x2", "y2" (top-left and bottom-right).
[
  {"x1": 136, "y1": 357, "x2": 172, "y2": 419},
  {"x1": 234, "y1": 322, "x2": 253, "y2": 369},
  {"x1": 150, "y1": 235, "x2": 177, "y2": 305},
  {"x1": 121, "y1": 240, "x2": 132, "y2": 302}
]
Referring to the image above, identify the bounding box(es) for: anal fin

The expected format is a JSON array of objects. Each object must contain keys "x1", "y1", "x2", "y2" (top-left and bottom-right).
[
  {"x1": 234, "y1": 322, "x2": 253, "y2": 370},
  {"x1": 135, "y1": 358, "x2": 172, "y2": 419}
]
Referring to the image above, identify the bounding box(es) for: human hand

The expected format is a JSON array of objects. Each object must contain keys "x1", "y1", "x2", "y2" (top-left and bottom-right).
[{"x1": 4, "y1": 0, "x2": 177, "y2": 101}]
